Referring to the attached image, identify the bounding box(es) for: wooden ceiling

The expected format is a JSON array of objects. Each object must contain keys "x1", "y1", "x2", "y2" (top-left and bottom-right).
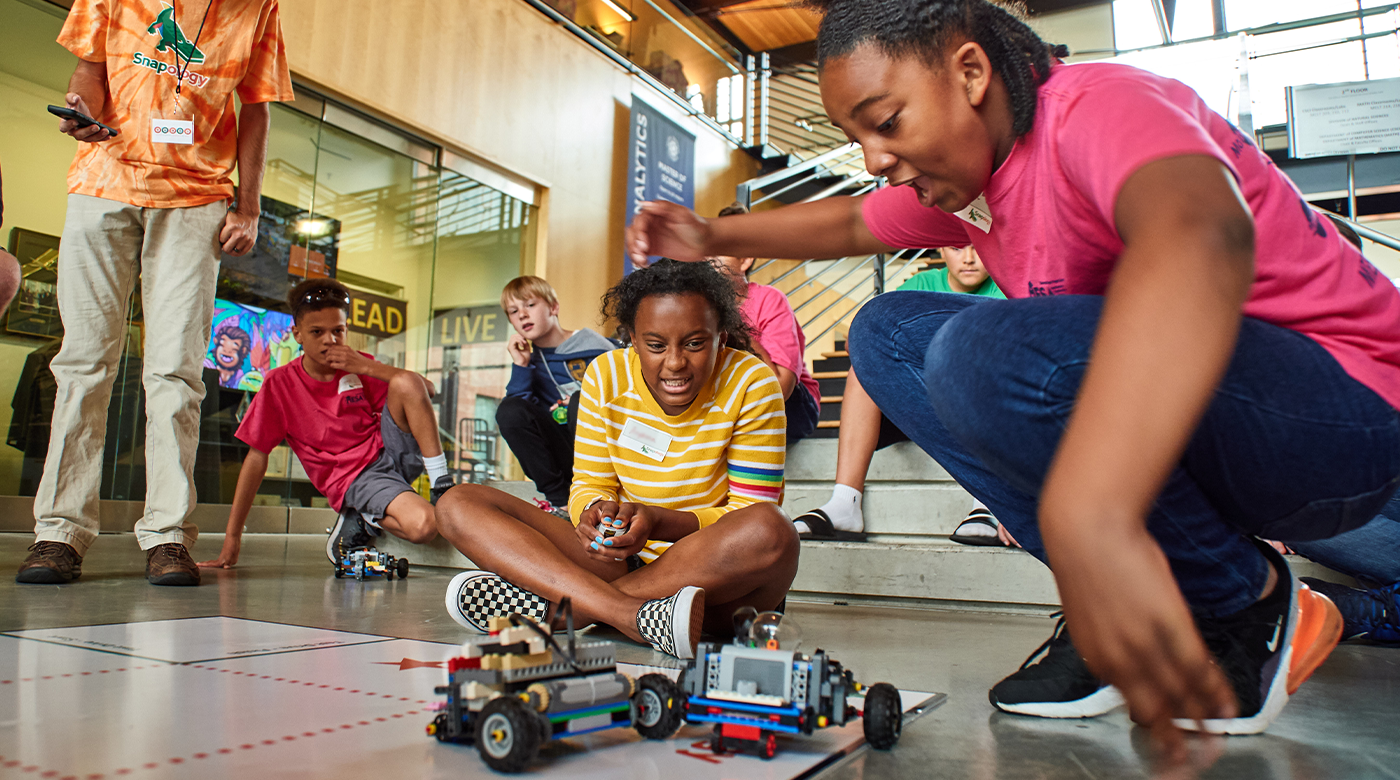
[{"x1": 678, "y1": 0, "x2": 1113, "y2": 54}]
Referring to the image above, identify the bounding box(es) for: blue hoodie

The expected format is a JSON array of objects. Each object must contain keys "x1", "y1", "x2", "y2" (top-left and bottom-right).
[{"x1": 505, "y1": 328, "x2": 619, "y2": 407}]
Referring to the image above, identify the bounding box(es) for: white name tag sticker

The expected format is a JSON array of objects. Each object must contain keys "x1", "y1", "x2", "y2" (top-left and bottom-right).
[
  {"x1": 955, "y1": 193, "x2": 993, "y2": 233},
  {"x1": 338, "y1": 374, "x2": 364, "y2": 394},
  {"x1": 152, "y1": 118, "x2": 194, "y2": 145},
  {"x1": 619, "y1": 418, "x2": 671, "y2": 463}
]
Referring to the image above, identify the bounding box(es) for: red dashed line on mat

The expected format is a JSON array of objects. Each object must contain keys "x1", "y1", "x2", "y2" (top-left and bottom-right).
[
  {"x1": 1, "y1": 666, "x2": 155, "y2": 685},
  {"x1": 0, "y1": 710, "x2": 422, "y2": 776},
  {"x1": 182, "y1": 665, "x2": 431, "y2": 703}
]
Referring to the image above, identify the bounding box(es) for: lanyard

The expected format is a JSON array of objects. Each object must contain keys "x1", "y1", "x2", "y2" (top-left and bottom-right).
[
  {"x1": 535, "y1": 344, "x2": 570, "y2": 403},
  {"x1": 171, "y1": 0, "x2": 216, "y2": 96}
]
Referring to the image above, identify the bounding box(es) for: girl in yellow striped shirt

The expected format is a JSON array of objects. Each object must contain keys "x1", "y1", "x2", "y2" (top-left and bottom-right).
[{"x1": 436, "y1": 260, "x2": 797, "y2": 659}]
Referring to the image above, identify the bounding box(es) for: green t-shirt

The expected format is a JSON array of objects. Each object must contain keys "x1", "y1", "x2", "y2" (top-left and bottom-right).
[{"x1": 897, "y1": 267, "x2": 1006, "y2": 298}]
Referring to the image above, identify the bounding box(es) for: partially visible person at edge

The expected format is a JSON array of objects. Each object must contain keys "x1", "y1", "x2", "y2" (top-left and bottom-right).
[
  {"x1": 16, "y1": 0, "x2": 294, "y2": 587},
  {"x1": 0, "y1": 161, "x2": 20, "y2": 314},
  {"x1": 701, "y1": 202, "x2": 822, "y2": 446},
  {"x1": 790, "y1": 244, "x2": 1009, "y2": 543},
  {"x1": 497, "y1": 275, "x2": 618, "y2": 519},
  {"x1": 624, "y1": 0, "x2": 1400, "y2": 758}
]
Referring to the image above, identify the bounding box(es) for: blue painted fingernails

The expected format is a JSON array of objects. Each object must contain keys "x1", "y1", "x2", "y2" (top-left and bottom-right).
[
  {"x1": 603, "y1": 539, "x2": 613, "y2": 546},
  {"x1": 590, "y1": 542, "x2": 599, "y2": 550}
]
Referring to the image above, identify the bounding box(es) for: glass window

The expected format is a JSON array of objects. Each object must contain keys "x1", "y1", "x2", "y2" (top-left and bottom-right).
[{"x1": 0, "y1": 6, "x2": 538, "y2": 510}]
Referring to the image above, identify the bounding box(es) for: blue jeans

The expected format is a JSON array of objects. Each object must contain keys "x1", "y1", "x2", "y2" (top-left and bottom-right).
[
  {"x1": 1290, "y1": 492, "x2": 1400, "y2": 585},
  {"x1": 849, "y1": 292, "x2": 1400, "y2": 617}
]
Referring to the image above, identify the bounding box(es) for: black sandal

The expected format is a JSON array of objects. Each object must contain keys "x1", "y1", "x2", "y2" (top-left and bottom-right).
[
  {"x1": 793, "y1": 508, "x2": 868, "y2": 542},
  {"x1": 951, "y1": 508, "x2": 1005, "y2": 546}
]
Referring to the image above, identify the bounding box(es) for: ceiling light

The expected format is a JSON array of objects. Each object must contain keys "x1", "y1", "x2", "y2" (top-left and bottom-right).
[{"x1": 599, "y1": 0, "x2": 637, "y2": 22}]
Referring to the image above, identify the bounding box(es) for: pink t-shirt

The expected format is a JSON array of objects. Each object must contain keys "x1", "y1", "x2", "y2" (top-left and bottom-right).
[
  {"x1": 742, "y1": 282, "x2": 821, "y2": 407},
  {"x1": 235, "y1": 356, "x2": 390, "y2": 511},
  {"x1": 863, "y1": 62, "x2": 1400, "y2": 412}
]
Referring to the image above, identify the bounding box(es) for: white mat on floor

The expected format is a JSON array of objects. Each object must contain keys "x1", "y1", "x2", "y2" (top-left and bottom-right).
[{"x1": 0, "y1": 617, "x2": 942, "y2": 780}]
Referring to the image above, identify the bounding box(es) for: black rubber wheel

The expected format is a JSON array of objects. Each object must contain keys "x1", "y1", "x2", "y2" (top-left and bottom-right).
[
  {"x1": 397, "y1": 558, "x2": 409, "y2": 578},
  {"x1": 475, "y1": 696, "x2": 540, "y2": 773},
  {"x1": 862, "y1": 682, "x2": 902, "y2": 750},
  {"x1": 762, "y1": 732, "x2": 777, "y2": 760},
  {"x1": 333, "y1": 568, "x2": 344, "y2": 579},
  {"x1": 633, "y1": 674, "x2": 685, "y2": 739},
  {"x1": 709, "y1": 726, "x2": 724, "y2": 755}
]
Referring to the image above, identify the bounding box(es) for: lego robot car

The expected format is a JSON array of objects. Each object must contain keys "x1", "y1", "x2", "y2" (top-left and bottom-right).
[
  {"x1": 427, "y1": 599, "x2": 687, "y2": 772},
  {"x1": 679, "y1": 609, "x2": 902, "y2": 759},
  {"x1": 333, "y1": 546, "x2": 409, "y2": 581}
]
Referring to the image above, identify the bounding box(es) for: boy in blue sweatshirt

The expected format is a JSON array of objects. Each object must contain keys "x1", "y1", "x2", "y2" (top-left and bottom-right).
[{"x1": 497, "y1": 276, "x2": 617, "y2": 516}]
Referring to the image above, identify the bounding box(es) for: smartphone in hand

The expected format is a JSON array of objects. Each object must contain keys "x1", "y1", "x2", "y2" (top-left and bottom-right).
[{"x1": 47, "y1": 105, "x2": 119, "y2": 138}]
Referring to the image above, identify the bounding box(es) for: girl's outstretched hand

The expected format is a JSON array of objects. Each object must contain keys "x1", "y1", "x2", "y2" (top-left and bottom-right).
[
  {"x1": 1045, "y1": 518, "x2": 1237, "y2": 764},
  {"x1": 626, "y1": 201, "x2": 710, "y2": 268}
]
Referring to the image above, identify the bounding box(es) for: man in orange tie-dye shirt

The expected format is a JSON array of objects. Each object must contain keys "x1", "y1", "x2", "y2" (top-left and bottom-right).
[{"x1": 16, "y1": 0, "x2": 294, "y2": 588}]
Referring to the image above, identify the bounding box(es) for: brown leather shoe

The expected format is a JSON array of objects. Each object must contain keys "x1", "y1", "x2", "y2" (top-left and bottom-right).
[
  {"x1": 146, "y1": 543, "x2": 200, "y2": 586},
  {"x1": 16, "y1": 541, "x2": 83, "y2": 584}
]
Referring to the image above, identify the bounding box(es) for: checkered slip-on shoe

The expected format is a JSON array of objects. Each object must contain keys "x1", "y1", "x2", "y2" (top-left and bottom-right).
[
  {"x1": 636, "y1": 586, "x2": 705, "y2": 660},
  {"x1": 445, "y1": 570, "x2": 550, "y2": 633}
]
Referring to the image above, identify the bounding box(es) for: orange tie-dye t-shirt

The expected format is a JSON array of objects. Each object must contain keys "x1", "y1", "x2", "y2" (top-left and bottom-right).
[{"x1": 58, "y1": 0, "x2": 294, "y2": 209}]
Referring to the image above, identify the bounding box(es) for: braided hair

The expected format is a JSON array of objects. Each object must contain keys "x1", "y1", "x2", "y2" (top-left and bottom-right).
[
  {"x1": 602, "y1": 259, "x2": 753, "y2": 353},
  {"x1": 808, "y1": 0, "x2": 1064, "y2": 137}
]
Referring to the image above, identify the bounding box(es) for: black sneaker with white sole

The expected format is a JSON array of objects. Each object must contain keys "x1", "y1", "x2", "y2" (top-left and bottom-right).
[
  {"x1": 326, "y1": 508, "x2": 375, "y2": 564},
  {"x1": 445, "y1": 570, "x2": 550, "y2": 632},
  {"x1": 430, "y1": 475, "x2": 455, "y2": 506},
  {"x1": 989, "y1": 614, "x2": 1125, "y2": 718},
  {"x1": 1175, "y1": 542, "x2": 1342, "y2": 735},
  {"x1": 635, "y1": 586, "x2": 705, "y2": 660}
]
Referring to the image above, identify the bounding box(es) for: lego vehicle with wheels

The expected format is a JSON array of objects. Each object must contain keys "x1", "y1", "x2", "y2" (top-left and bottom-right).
[
  {"x1": 426, "y1": 598, "x2": 686, "y2": 773},
  {"x1": 333, "y1": 546, "x2": 409, "y2": 581},
  {"x1": 679, "y1": 608, "x2": 902, "y2": 760}
]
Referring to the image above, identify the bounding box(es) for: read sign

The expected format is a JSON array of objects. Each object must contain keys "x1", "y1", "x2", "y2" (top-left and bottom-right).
[
  {"x1": 347, "y1": 291, "x2": 407, "y2": 339},
  {"x1": 431, "y1": 305, "x2": 509, "y2": 346},
  {"x1": 1287, "y1": 77, "x2": 1400, "y2": 159}
]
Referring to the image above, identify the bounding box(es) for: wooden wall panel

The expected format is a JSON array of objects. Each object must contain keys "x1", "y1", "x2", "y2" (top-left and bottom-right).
[{"x1": 278, "y1": 0, "x2": 757, "y2": 326}]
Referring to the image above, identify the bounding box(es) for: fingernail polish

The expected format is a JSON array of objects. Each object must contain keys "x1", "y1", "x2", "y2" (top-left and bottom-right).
[
  {"x1": 594, "y1": 536, "x2": 602, "y2": 543},
  {"x1": 603, "y1": 539, "x2": 613, "y2": 546},
  {"x1": 590, "y1": 542, "x2": 599, "y2": 550}
]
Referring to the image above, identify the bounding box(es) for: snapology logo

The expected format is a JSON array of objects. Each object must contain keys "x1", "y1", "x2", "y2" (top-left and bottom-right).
[
  {"x1": 132, "y1": 5, "x2": 210, "y2": 88},
  {"x1": 148, "y1": 4, "x2": 205, "y2": 64}
]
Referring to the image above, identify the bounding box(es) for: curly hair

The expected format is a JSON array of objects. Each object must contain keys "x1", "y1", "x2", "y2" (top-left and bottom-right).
[
  {"x1": 214, "y1": 322, "x2": 252, "y2": 361},
  {"x1": 602, "y1": 259, "x2": 753, "y2": 352},
  {"x1": 807, "y1": 0, "x2": 1069, "y2": 137},
  {"x1": 288, "y1": 277, "x2": 351, "y2": 323}
]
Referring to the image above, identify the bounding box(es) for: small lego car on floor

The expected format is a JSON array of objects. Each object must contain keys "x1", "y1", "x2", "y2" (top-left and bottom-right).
[
  {"x1": 679, "y1": 609, "x2": 902, "y2": 760},
  {"x1": 427, "y1": 599, "x2": 686, "y2": 773},
  {"x1": 333, "y1": 546, "x2": 409, "y2": 581}
]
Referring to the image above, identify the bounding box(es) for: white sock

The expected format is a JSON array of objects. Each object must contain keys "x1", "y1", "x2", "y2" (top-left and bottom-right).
[
  {"x1": 423, "y1": 454, "x2": 449, "y2": 483},
  {"x1": 794, "y1": 483, "x2": 864, "y2": 534}
]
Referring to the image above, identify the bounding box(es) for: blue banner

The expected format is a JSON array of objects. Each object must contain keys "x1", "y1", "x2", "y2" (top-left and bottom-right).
[{"x1": 624, "y1": 99, "x2": 696, "y2": 274}]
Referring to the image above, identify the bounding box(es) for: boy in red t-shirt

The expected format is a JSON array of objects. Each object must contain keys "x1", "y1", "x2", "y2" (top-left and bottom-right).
[{"x1": 199, "y1": 279, "x2": 452, "y2": 568}]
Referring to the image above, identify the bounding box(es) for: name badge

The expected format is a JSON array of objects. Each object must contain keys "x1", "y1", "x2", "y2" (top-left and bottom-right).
[
  {"x1": 619, "y1": 418, "x2": 671, "y2": 463},
  {"x1": 955, "y1": 193, "x2": 993, "y2": 233},
  {"x1": 152, "y1": 118, "x2": 194, "y2": 145},
  {"x1": 338, "y1": 374, "x2": 364, "y2": 394}
]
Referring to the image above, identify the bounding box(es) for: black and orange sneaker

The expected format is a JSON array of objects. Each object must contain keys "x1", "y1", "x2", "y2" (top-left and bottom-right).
[
  {"x1": 1175, "y1": 542, "x2": 1342, "y2": 735},
  {"x1": 16, "y1": 541, "x2": 83, "y2": 584}
]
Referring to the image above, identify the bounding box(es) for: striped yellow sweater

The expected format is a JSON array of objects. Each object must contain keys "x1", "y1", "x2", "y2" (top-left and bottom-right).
[{"x1": 569, "y1": 346, "x2": 787, "y2": 562}]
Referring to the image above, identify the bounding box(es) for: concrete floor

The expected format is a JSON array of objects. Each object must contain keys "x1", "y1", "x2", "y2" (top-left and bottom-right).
[{"x1": 2, "y1": 533, "x2": 1398, "y2": 780}]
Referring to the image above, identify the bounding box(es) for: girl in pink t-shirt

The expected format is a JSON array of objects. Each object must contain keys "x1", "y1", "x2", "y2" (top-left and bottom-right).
[{"x1": 626, "y1": 0, "x2": 1400, "y2": 753}]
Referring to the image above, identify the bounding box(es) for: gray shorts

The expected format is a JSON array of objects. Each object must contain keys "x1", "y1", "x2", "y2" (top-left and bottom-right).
[{"x1": 341, "y1": 411, "x2": 424, "y2": 519}]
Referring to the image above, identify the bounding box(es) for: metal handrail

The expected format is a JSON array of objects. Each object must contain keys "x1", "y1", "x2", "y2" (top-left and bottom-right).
[
  {"x1": 1330, "y1": 212, "x2": 1400, "y2": 253},
  {"x1": 740, "y1": 143, "x2": 859, "y2": 193},
  {"x1": 789, "y1": 255, "x2": 876, "y2": 312}
]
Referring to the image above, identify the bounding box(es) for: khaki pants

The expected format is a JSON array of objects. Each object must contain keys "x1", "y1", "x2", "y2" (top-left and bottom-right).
[{"x1": 34, "y1": 194, "x2": 225, "y2": 554}]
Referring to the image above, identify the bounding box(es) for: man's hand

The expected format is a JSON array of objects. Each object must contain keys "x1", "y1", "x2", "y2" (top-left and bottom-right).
[
  {"x1": 197, "y1": 536, "x2": 241, "y2": 569},
  {"x1": 323, "y1": 345, "x2": 374, "y2": 374},
  {"x1": 1045, "y1": 518, "x2": 1237, "y2": 760},
  {"x1": 220, "y1": 209, "x2": 258, "y2": 256},
  {"x1": 507, "y1": 333, "x2": 532, "y2": 367},
  {"x1": 58, "y1": 93, "x2": 110, "y2": 142}
]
